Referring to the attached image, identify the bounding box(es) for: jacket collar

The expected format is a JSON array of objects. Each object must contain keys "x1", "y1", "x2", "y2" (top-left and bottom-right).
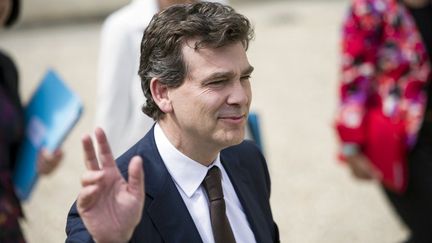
[
  {"x1": 138, "y1": 127, "x2": 269, "y2": 242},
  {"x1": 221, "y1": 147, "x2": 273, "y2": 243},
  {"x1": 138, "y1": 126, "x2": 203, "y2": 242}
]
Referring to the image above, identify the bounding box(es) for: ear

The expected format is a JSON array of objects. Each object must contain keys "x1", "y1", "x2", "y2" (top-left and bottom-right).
[{"x1": 150, "y1": 77, "x2": 173, "y2": 113}]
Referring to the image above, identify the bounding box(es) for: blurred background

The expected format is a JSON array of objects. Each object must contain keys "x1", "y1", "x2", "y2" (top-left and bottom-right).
[{"x1": 0, "y1": 0, "x2": 407, "y2": 242}]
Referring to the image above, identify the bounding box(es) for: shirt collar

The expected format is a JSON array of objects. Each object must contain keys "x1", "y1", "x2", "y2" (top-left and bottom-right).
[{"x1": 154, "y1": 123, "x2": 222, "y2": 198}]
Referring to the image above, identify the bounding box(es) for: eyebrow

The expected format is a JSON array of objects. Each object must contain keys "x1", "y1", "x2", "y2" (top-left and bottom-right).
[{"x1": 204, "y1": 65, "x2": 255, "y2": 81}]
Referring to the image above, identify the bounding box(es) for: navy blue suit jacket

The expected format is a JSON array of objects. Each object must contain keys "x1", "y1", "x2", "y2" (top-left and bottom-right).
[{"x1": 66, "y1": 127, "x2": 279, "y2": 243}]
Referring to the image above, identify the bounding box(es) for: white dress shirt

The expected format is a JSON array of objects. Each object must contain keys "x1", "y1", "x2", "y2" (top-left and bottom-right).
[{"x1": 154, "y1": 124, "x2": 256, "y2": 243}]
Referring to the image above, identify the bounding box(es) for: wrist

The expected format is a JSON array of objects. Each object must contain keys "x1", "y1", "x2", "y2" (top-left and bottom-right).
[{"x1": 94, "y1": 233, "x2": 131, "y2": 243}]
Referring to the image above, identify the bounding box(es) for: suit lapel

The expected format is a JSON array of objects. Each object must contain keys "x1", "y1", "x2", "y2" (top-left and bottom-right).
[
  {"x1": 221, "y1": 151, "x2": 272, "y2": 243},
  {"x1": 141, "y1": 129, "x2": 203, "y2": 243}
]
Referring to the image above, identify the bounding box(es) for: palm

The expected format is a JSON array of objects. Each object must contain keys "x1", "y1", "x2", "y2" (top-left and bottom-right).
[{"x1": 77, "y1": 128, "x2": 144, "y2": 243}]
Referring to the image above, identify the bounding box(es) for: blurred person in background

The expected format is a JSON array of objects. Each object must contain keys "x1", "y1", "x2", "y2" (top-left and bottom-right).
[
  {"x1": 335, "y1": 0, "x2": 432, "y2": 242},
  {"x1": 96, "y1": 0, "x2": 229, "y2": 158},
  {"x1": 0, "y1": 0, "x2": 63, "y2": 242}
]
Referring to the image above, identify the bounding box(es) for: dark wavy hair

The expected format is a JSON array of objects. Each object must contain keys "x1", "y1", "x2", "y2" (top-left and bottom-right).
[{"x1": 138, "y1": 2, "x2": 254, "y2": 120}]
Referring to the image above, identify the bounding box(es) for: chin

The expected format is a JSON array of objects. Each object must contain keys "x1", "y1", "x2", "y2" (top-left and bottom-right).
[{"x1": 221, "y1": 131, "x2": 245, "y2": 147}]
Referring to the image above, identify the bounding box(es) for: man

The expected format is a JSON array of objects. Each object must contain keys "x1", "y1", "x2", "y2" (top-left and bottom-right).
[{"x1": 66, "y1": 2, "x2": 279, "y2": 242}]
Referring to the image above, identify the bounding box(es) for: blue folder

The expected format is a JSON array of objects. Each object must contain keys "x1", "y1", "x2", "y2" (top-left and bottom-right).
[
  {"x1": 13, "y1": 69, "x2": 83, "y2": 201},
  {"x1": 248, "y1": 112, "x2": 264, "y2": 152}
]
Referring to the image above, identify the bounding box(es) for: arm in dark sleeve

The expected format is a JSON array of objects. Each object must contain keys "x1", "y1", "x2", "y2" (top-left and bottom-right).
[{"x1": 65, "y1": 202, "x2": 95, "y2": 243}]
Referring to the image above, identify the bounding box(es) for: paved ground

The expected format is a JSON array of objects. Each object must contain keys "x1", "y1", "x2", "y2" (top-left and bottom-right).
[{"x1": 0, "y1": 1, "x2": 408, "y2": 242}]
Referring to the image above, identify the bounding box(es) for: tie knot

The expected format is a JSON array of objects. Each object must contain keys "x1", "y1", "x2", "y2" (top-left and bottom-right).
[{"x1": 202, "y1": 166, "x2": 224, "y2": 201}]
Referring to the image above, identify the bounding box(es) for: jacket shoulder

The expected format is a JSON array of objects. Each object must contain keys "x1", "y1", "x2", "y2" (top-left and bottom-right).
[{"x1": 222, "y1": 140, "x2": 265, "y2": 163}]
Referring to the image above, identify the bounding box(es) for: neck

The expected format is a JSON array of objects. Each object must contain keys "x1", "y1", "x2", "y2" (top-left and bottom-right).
[{"x1": 158, "y1": 120, "x2": 219, "y2": 166}]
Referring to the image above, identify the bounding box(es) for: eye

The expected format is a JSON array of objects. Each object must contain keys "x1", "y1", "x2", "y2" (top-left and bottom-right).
[
  {"x1": 207, "y1": 79, "x2": 226, "y2": 86},
  {"x1": 240, "y1": 75, "x2": 251, "y2": 81}
]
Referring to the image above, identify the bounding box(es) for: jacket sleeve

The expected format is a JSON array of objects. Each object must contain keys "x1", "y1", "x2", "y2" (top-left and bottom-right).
[
  {"x1": 65, "y1": 202, "x2": 95, "y2": 243},
  {"x1": 335, "y1": 0, "x2": 382, "y2": 146}
]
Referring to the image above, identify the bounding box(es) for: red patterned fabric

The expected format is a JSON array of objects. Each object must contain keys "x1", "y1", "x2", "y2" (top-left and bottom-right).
[{"x1": 335, "y1": 0, "x2": 431, "y2": 148}]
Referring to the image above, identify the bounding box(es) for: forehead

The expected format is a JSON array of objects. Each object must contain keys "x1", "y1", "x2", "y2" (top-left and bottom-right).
[{"x1": 181, "y1": 39, "x2": 251, "y2": 80}]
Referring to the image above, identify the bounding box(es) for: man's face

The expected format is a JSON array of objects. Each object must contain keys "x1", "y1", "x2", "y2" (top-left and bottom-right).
[
  {"x1": 167, "y1": 40, "x2": 253, "y2": 151},
  {"x1": 0, "y1": 0, "x2": 12, "y2": 27}
]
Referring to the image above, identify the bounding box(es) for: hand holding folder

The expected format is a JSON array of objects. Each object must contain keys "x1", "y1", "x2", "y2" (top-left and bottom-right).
[{"x1": 13, "y1": 69, "x2": 83, "y2": 201}]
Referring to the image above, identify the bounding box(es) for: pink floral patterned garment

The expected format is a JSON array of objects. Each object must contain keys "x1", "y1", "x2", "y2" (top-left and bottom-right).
[{"x1": 335, "y1": 0, "x2": 431, "y2": 148}]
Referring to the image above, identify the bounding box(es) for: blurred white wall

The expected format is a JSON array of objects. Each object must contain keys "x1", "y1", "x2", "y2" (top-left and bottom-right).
[
  {"x1": 18, "y1": 0, "x2": 295, "y2": 26},
  {"x1": 19, "y1": 0, "x2": 129, "y2": 25}
]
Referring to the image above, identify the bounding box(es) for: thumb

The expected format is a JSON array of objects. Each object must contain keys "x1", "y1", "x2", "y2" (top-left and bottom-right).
[{"x1": 127, "y1": 156, "x2": 145, "y2": 199}]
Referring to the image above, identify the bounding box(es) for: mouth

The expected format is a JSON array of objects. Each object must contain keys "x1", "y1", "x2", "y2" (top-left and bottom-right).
[{"x1": 218, "y1": 114, "x2": 246, "y2": 124}]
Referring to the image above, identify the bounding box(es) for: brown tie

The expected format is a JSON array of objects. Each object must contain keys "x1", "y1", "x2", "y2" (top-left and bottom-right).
[{"x1": 202, "y1": 166, "x2": 236, "y2": 243}]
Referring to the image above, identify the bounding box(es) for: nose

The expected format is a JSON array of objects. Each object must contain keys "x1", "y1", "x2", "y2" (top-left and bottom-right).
[{"x1": 227, "y1": 79, "x2": 251, "y2": 106}]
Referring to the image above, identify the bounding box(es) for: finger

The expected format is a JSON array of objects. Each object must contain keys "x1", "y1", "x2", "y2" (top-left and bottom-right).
[
  {"x1": 37, "y1": 159, "x2": 49, "y2": 175},
  {"x1": 37, "y1": 148, "x2": 50, "y2": 165},
  {"x1": 369, "y1": 163, "x2": 383, "y2": 180},
  {"x1": 77, "y1": 184, "x2": 100, "y2": 211},
  {"x1": 81, "y1": 170, "x2": 105, "y2": 187},
  {"x1": 52, "y1": 149, "x2": 64, "y2": 162},
  {"x1": 36, "y1": 150, "x2": 56, "y2": 175},
  {"x1": 350, "y1": 166, "x2": 362, "y2": 179},
  {"x1": 358, "y1": 170, "x2": 374, "y2": 180},
  {"x1": 36, "y1": 151, "x2": 46, "y2": 172},
  {"x1": 37, "y1": 159, "x2": 58, "y2": 175},
  {"x1": 127, "y1": 156, "x2": 145, "y2": 200},
  {"x1": 40, "y1": 148, "x2": 50, "y2": 159},
  {"x1": 361, "y1": 160, "x2": 376, "y2": 179},
  {"x1": 44, "y1": 149, "x2": 62, "y2": 170},
  {"x1": 40, "y1": 148, "x2": 61, "y2": 160},
  {"x1": 352, "y1": 163, "x2": 374, "y2": 180},
  {"x1": 82, "y1": 134, "x2": 100, "y2": 170},
  {"x1": 94, "y1": 127, "x2": 116, "y2": 168}
]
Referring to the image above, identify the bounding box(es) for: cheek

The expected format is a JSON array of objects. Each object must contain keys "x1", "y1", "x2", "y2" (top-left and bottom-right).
[
  {"x1": 245, "y1": 82, "x2": 253, "y2": 101},
  {"x1": 247, "y1": 90, "x2": 252, "y2": 104},
  {"x1": 196, "y1": 90, "x2": 227, "y2": 111}
]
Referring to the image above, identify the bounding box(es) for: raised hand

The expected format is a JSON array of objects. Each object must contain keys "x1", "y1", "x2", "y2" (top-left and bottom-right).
[{"x1": 77, "y1": 128, "x2": 145, "y2": 243}]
